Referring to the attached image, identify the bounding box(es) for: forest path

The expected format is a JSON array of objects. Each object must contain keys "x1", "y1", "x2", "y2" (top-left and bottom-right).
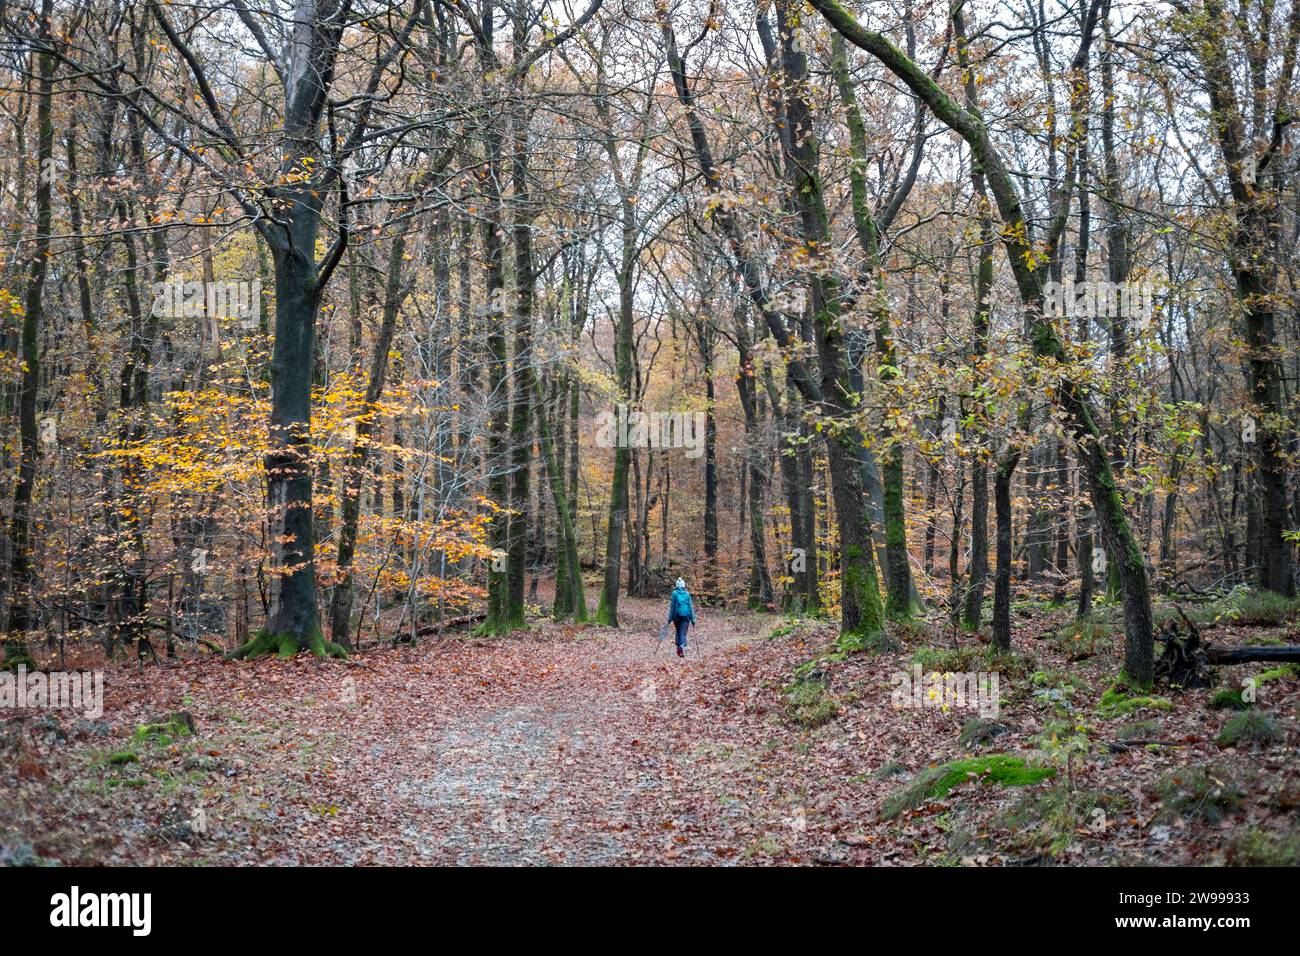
[{"x1": 325, "y1": 596, "x2": 771, "y2": 865}]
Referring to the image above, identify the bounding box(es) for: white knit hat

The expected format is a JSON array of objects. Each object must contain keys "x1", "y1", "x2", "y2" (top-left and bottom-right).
[{"x1": 675, "y1": 578, "x2": 686, "y2": 589}]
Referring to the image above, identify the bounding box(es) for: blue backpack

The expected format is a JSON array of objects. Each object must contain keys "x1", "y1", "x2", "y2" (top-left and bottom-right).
[{"x1": 670, "y1": 588, "x2": 693, "y2": 622}]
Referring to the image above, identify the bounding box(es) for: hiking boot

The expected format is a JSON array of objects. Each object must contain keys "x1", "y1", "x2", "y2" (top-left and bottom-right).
[{"x1": 676, "y1": 645, "x2": 684, "y2": 658}]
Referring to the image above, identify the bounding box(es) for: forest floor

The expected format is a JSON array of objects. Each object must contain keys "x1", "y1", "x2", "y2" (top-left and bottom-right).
[{"x1": 2, "y1": 586, "x2": 1299, "y2": 866}]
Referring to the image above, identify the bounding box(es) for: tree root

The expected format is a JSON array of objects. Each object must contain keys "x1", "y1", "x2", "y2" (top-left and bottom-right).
[{"x1": 229, "y1": 628, "x2": 347, "y2": 661}]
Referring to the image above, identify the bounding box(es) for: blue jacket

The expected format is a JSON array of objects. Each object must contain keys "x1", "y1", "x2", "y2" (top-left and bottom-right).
[{"x1": 668, "y1": 586, "x2": 696, "y2": 624}]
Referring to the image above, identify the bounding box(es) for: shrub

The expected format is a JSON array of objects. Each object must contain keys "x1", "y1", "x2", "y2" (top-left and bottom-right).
[
  {"x1": 1217, "y1": 710, "x2": 1281, "y2": 748},
  {"x1": 1210, "y1": 688, "x2": 1249, "y2": 710},
  {"x1": 1157, "y1": 765, "x2": 1244, "y2": 823},
  {"x1": 911, "y1": 646, "x2": 980, "y2": 673},
  {"x1": 1117, "y1": 718, "x2": 1161, "y2": 740},
  {"x1": 839, "y1": 629, "x2": 901, "y2": 656},
  {"x1": 1004, "y1": 787, "x2": 1118, "y2": 858},
  {"x1": 1230, "y1": 591, "x2": 1300, "y2": 626},
  {"x1": 911, "y1": 645, "x2": 1035, "y2": 679},
  {"x1": 1229, "y1": 829, "x2": 1300, "y2": 866}
]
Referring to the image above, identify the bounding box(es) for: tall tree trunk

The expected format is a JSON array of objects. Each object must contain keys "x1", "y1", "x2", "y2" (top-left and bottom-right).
[
  {"x1": 329, "y1": 235, "x2": 409, "y2": 649},
  {"x1": 506, "y1": 96, "x2": 534, "y2": 629},
  {"x1": 3, "y1": 2, "x2": 53, "y2": 668}
]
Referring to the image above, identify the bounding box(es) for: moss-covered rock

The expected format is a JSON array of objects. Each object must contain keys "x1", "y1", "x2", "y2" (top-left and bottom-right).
[
  {"x1": 880, "y1": 754, "x2": 1055, "y2": 820},
  {"x1": 133, "y1": 711, "x2": 195, "y2": 747},
  {"x1": 1097, "y1": 683, "x2": 1172, "y2": 718}
]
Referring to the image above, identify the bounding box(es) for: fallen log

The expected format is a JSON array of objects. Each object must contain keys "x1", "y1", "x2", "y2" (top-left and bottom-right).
[{"x1": 1204, "y1": 646, "x2": 1300, "y2": 665}]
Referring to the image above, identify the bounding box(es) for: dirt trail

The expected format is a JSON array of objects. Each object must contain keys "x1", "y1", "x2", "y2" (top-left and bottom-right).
[{"x1": 352, "y1": 597, "x2": 761, "y2": 865}]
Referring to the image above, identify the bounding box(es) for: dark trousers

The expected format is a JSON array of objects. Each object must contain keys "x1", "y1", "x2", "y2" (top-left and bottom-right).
[{"x1": 673, "y1": 618, "x2": 690, "y2": 649}]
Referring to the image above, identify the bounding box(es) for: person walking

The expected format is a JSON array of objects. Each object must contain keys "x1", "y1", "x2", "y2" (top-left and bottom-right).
[{"x1": 666, "y1": 577, "x2": 697, "y2": 658}]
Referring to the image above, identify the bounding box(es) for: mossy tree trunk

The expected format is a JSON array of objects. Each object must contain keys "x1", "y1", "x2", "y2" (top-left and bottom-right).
[
  {"x1": 232, "y1": 0, "x2": 361, "y2": 660},
  {"x1": 992, "y1": 449, "x2": 1020, "y2": 652},
  {"x1": 829, "y1": 31, "x2": 924, "y2": 621},
  {"x1": 773, "y1": 0, "x2": 886, "y2": 637},
  {"x1": 528, "y1": 331, "x2": 587, "y2": 622}
]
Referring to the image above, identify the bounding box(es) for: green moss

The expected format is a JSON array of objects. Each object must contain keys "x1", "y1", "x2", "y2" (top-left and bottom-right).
[
  {"x1": 1257, "y1": 664, "x2": 1300, "y2": 683},
  {"x1": 1243, "y1": 634, "x2": 1284, "y2": 647},
  {"x1": 232, "y1": 627, "x2": 347, "y2": 660},
  {"x1": 880, "y1": 754, "x2": 1055, "y2": 820},
  {"x1": 105, "y1": 751, "x2": 139, "y2": 766},
  {"x1": 132, "y1": 716, "x2": 193, "y2": 748},
  {"x1": 839, "y1": 541, "x2": 885, "y2": 639},
  {"x1": 1217, "y1": 710, "x2": 1281, "y2": 748},
  {"x1": 1097, "y1": 683, "x2": 1172, "y2": 718}
]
